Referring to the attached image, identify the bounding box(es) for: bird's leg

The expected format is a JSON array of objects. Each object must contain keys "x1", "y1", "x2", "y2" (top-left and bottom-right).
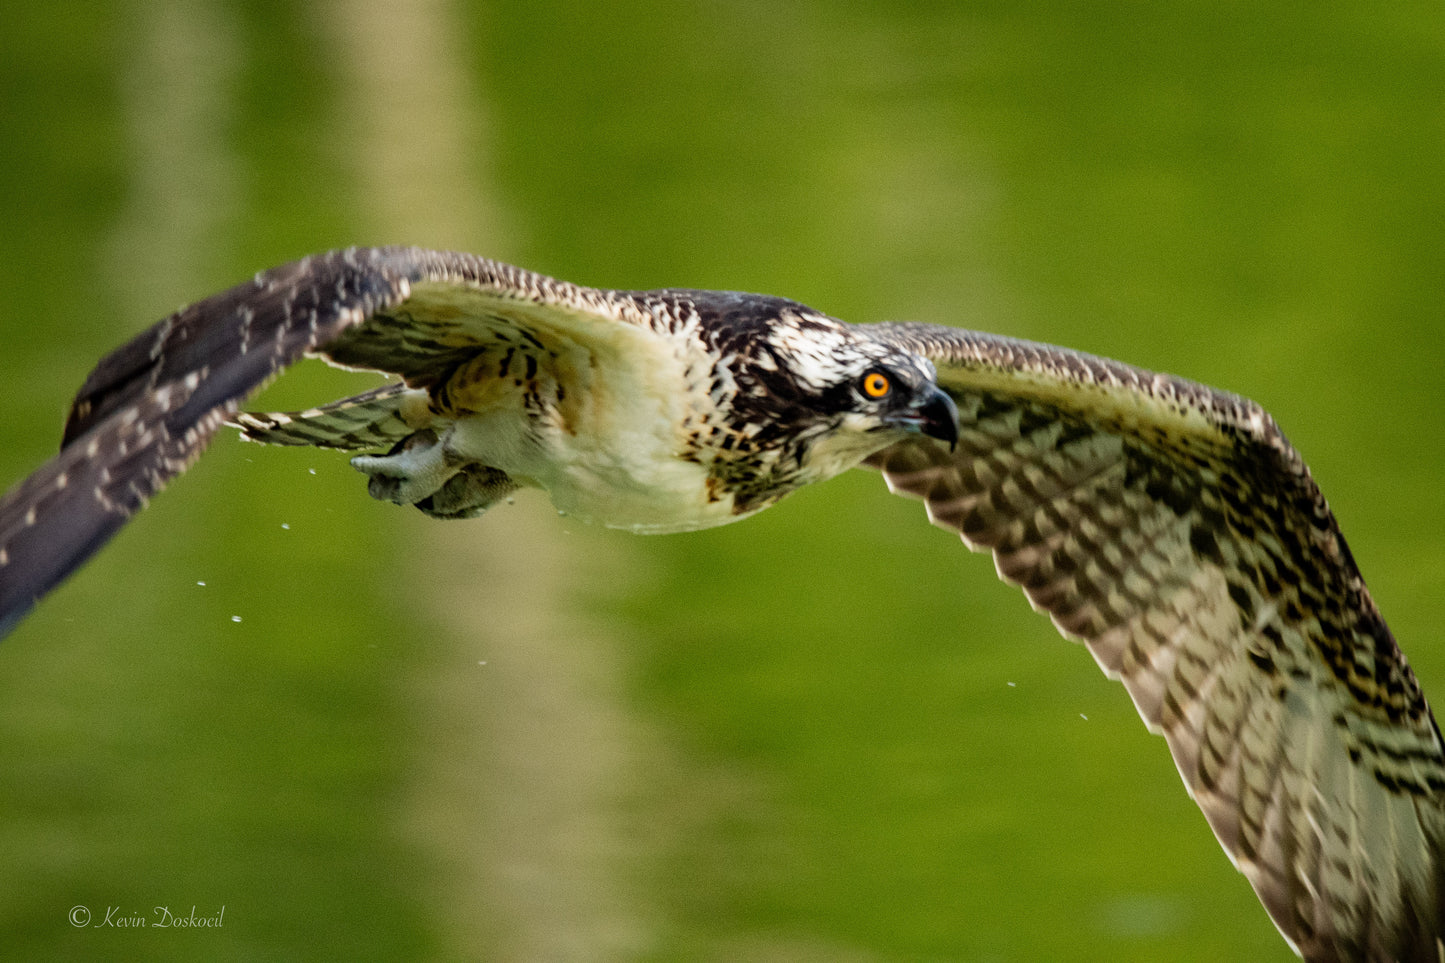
[
  {"x1": 351, "y1": 429, "x2": 461, "y2": 506},
  {"x1": 349, "y1": 429, "x2": 517, "y2": 520}
]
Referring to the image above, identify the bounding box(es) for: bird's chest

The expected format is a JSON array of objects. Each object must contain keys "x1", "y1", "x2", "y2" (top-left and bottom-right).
[{"x1": 438, "y1": 333, "x2": 740, "y2": 533}]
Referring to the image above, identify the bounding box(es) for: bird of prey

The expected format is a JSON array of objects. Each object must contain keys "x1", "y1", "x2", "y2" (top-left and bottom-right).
[{"x1": 0, "y1": 246, "x2": 1440, "y2": 961}]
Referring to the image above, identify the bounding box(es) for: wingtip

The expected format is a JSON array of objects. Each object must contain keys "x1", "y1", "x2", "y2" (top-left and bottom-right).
[{"x1": 0, "y1": 603, "x2": 29, "y2": 642}]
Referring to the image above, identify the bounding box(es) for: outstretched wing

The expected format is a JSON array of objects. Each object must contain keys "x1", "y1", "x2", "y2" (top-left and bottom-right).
[
  {"x1": 0, "y1": 246, "x2": 659, "y2": 638},
  {"x1": 863, "y1": 322, "x2": 1445, "y2": 961}
]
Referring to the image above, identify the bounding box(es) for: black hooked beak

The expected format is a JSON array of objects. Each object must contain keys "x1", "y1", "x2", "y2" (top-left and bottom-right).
[{"x1": 894, "y1": 386, "x2": 959, "y2": 451}]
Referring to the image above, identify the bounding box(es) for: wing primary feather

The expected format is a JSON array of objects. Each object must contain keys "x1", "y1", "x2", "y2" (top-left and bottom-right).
[{"x1": 0, "y1": 247, "x2": 459, "y2": 634}]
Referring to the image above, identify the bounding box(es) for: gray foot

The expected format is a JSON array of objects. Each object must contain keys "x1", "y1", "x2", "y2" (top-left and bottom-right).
[{"x1": 351, "y1": 430, "x2": 460, "y2": 506}]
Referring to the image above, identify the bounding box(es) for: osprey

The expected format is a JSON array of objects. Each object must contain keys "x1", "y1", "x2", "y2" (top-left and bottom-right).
[{"x1": 0, "y1": 246, "x2": 1440, "y2": 961}]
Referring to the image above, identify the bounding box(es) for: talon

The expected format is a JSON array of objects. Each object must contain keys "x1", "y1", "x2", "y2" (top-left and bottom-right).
[{"x1": 367, "y1": 474, "x2": 403, "y2": 503}]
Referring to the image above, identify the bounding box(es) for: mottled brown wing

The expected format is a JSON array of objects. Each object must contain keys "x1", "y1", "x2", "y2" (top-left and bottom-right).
[
  {"x1": 863, "y1": 322, "x2": 1445, "y2": 963},
  {"x1": 0, "y1": 246, "x2": 654, "y2": 638}
]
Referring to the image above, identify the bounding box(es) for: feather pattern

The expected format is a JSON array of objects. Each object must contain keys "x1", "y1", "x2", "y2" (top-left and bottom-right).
[
  {"x1": 864, "y1": 322, "x2": 1445, "y2": 962},
  {"x1": 0, "y1": 246, "x2": 665, "y2": 630}
]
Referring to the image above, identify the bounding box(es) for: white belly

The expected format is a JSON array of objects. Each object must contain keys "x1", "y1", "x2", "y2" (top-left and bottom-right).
[
  {"x1": 542, "y1": 436, "x2": 731, "y2": 533},
  {"x1": 442, "y1": 370, "x2": 737, "y2": 535}
]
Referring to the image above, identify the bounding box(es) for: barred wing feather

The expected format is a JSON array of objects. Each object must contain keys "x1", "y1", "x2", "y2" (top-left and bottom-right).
[{"x1": 864, "y1": 322, "x2": 1445, "y2": 962}]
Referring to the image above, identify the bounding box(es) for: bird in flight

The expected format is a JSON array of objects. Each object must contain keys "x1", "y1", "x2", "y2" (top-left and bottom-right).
[{"x1": 0, "y1": 246, "x2": 1440, "y2": 960}]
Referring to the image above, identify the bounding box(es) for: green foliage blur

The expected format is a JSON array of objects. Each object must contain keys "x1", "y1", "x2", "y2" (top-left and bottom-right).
[{"x1": 1, "y1": 2, "x2": 1441, "y2": 960}]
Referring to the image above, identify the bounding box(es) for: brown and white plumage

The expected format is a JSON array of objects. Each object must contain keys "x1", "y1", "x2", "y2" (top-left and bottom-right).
[
  {"x1": 864, "y1": 324, "x2": 1445, "y2": 961},
  {"x1": 0, "y1": 246, "x2": 1439, "y2": 960}
]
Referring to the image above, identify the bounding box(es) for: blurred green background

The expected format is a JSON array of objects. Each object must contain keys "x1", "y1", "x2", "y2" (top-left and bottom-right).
[{"x1": 1, "y1": 2, "x2": 1442, "y2": 960}]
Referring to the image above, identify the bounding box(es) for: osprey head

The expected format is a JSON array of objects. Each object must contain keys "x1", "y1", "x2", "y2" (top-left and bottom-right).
[
  {"x1": 712, "y1": 306, "x2": 958, "y2": 499},
  {"x1": 774, "y1": 311, "x2": 956, "y2": 445}
]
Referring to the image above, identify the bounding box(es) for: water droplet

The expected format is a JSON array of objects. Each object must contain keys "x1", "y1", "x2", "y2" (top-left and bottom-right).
[
  {"x1": 197, "y1": 580, "x2": 207, "y2": 587},
  {"x1": 231, "y1": 616, "x2": 242, "y2": 623},
  {"x1": 1079, "y1": 713, "x2": 1088, "y2": 721},
  {"x1": 1006, "y1": 681, "x2": 1016, "y2": 687},
  {"x1": 280, "y1": 523, "x2": 290, "y2": 530}
]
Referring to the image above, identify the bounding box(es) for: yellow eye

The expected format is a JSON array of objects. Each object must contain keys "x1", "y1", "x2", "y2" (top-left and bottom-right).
[{"x1": 862, "y1": 371, "x2": 891, "y2": 398}]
